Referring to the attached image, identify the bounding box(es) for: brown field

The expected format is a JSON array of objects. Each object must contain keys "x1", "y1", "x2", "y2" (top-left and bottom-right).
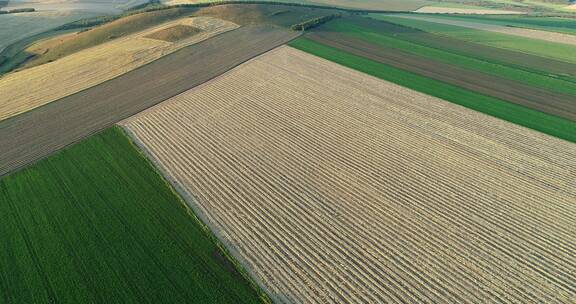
[
  {"x1": 120, "y1": 46, "x2": 576, "y2": 303},
  {"x1": 307, "y1": 28, "x2": 576, "y2": 121},
  {"x1": 0, "y1": 16, "x2": 238, "y2": 121},
  {"x1": 397, "y1": 14, "x2": 576, "y2": 46},
  {"x1": 145, "y1": 24, "x2": 202, "y2": 42},
  {"x1": 0, "y1": 25, "x2": 298, "y2": 176}
]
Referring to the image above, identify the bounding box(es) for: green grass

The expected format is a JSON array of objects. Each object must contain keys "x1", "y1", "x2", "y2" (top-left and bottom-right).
[
  {"x1": 370, "y1": 14, "x2": 576, "y2": 64},
  {"x1": 0, "y1": 127, "x2": 266, "y2": 303},
  {"x1": 290, "y1": 38, "x2": 576, "y2": 143},
  {"x1": 323, "y1": 19, "x2": 576, "y2": 96}
]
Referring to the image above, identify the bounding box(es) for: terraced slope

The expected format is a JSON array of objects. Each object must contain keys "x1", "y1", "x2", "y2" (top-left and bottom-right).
[
  {"x1": 0, "y1": 16, "x2": 238, "y2": 121},
  {"x1": 0, "y1": 25, "x2": 298, "y2": 177},
  {"x1": 121, "y1": 46, "x2": 576, "y2": 304},
  {"x1": 0, "y1": 127, "x2": 265, "y2": 303}
]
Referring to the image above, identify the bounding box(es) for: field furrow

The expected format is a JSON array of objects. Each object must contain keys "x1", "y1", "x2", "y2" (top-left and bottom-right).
[{"x1": 121, "y1": 46, "x2": 576, "y2": 303}]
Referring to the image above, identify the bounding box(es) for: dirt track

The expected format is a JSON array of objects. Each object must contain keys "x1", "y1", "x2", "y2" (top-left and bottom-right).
[
  {"x1": 121, "y1": 46, "x2": 576, "y2": 304},
  {"x1": 308, "y1": 31, "x2": 576, "y2": 121},
  {"x1": 0, "y1": 25, "x2": 299, "y2": 177}
]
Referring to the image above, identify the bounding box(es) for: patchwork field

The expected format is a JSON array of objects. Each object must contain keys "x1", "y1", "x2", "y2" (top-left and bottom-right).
[
  {"x1": 161, "y1": 0, "x2": 431, "y2": 11},
  {"x1": 0, "y1": 127, "x2": 265, "y2": 303},
  {"x1": 0, "y1": 25, "x2": 299, "y2": 177},
  {"x1": 120, "y1": 46, "x2": 576, "y2": 303},
  {"x1": 0, "y1": 16, "x2": 238, "y2": 121},
  {"x1": 307, "y1": 19, "x2": 576, "y2": 121},
  {"x1": 414, "y1": 14, "x2": 576, "y2": 35},
  {"x1": 396, "y1": 14, "x2": 576, "y2": 46},
  {"x1": 290, "y1": 37, "x2": 576, "y2": 142},
  {"x1": 373, "y1": 15, "x2": 576, "y2": 64}
]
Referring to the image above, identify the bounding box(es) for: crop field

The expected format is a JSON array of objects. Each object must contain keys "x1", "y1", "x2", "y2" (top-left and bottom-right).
[
  {"x1": 417, "y1": 14, "x2": 576, "y2": 35},
  {"x1": 162, "y1": 0, "x2": 431, "y2": 11},
  {"x1": 23, "y1": 7, "x2": 200, "y2": 67},
  {"x1": 360, "y1": 16, "x2": 576, "y2": 79},
  {"x1": 317, "y1": 18, "x2": 576, "y2": 96},
  {"x1": 290, "y1": 37, "x2": 576, "y2": 142},
  {"x1": 394, "y1": 14, "x2": 576, "y2": 46},
  {"x1": 373, "y1": 15, "x2": 576, "y2": 64},
  {"x1": 414, "y1": 3, "x2": 524, "y2": 14},
  {"x1": 120, "y1": 46, "x2": 576, "y2": 303},
  {"x1": 0, "y1": 25, "x2": 299, "y2": 177},
  {"x1": 0, "y1": 127, "x2": 265, "y2": 303},
  {"x1": 0, "y1": 16, "x2": 238, "y2": 121},
  {"x1": 306, "y1": 18, "x2": 576, "y2": 121}
]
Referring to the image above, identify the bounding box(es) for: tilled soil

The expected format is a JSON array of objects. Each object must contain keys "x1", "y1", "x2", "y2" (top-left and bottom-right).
[
  {"x1": 121, "y1": 46, "x2": 576, "y2": 304},
  {"x1": 0, "y1": 25, "x2": 299, "y2": 177},
  {"x1": 307, "y1": 31, "x2": 576, "y2": 121}
]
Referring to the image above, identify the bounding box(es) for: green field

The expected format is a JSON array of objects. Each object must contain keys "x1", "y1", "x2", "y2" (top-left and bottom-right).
[
  {"x1": 371, "y1": 14, "x2": 576, "y2": 64},
  {"x1": 290, "y1": 38, "x2": 576, "y2": 142},
  {"x1": 0, "y1": 127, "x2": 266, "y2": 303},
  {"x1": 324, "y1": 18, "x2": 576, "y2": 96}
]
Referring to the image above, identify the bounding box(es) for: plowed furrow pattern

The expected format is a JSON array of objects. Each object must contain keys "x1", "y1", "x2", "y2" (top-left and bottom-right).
[{"x1": 121, "y1": 46, "x2": 576, "y2": 304}]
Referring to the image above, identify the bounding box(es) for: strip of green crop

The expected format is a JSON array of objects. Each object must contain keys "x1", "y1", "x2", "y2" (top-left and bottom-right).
[
  {"x1": 290, "y1": 38, "x2": 576, "y2": 143},
  {"x1": 323, "y1": 19, "x2": 576, "y2": 96},
  {"x1": 370, "y1": 14, "x2": 576, "y2": 64},
  {"x1": 0, "y1": 127, "x2": 266, "y2": 303}
]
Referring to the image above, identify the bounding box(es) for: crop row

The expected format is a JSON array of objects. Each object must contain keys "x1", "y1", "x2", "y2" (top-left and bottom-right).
[{"x1": 121, "y1": 46, "x2": 576, "y2": 303}]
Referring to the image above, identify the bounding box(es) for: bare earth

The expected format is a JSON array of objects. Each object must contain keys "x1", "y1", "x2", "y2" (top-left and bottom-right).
[
  {"x1": 121, "y1": 46, "x2": 576, "y2": 303},
  {"x1": 397, "y1": 15, "x2": 576, "y2": 46},
  {"x1": 0, "y1": 25, "x2": 298, "y2": 177},
  {"x1": 0, "y1": 16, "x2": 238, "y2": 121}
]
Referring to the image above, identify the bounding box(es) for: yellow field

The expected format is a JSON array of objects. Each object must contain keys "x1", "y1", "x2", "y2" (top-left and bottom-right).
[
  {"x1": 0, "y1": 16, "x2": 238, "y2": 121},
  {"x1": 121, "y1": 46, "x2": 576, "y2": 303}
]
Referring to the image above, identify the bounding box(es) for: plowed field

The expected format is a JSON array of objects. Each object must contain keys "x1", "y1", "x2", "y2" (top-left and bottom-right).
[{"x1": 121, "y1": 46, "x2": 576, "y2": 303}]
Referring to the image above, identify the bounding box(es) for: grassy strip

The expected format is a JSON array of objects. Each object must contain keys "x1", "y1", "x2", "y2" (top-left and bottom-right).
[
  {"x1": 323, "y1": 19, "x2": 576, "y2": 96},
  {"x1": 290, "y1": 38, "x2": 576, "y2": 143},
  {"x1": 371, "y1": 14, "x2": 576, "y2": 64},
  {"x1": 0, "y1": 127, "x2": 265, "y2": 303}
]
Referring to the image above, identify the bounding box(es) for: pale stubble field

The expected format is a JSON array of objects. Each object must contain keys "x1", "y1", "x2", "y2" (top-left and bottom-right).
[
  {"x1": 121, "y1": 46, "x2": 576, "y2": 303},
  {"x1": 0, "y1": 16, "x2": 238, "y2": 121}
]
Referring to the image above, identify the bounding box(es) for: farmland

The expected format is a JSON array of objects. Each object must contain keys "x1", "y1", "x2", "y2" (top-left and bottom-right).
[
  {"x1": 373, "y1": 15, "x2": 576, "y2": 64},
  {"x1": 316, "y1": 18, "x2": 576, "y2": 96},
  {"x1": 0, "y1": 25, "x2": 298, "y2": 177},
  {"x1": 120, "y1": 46, "x2": 576, "y2": 303},
  {"x1": 414, "y1": 14, "x2": 576, "y2": 35},
  {"x1": 393, "y1": 14, "x2": 576, "y2": 46},
  {"x1": 306, "y1": 18, "x2": 576, "y2": 121},
  {"x1": 21, "y1": 7, "x2": 201, "y2": 68},
  {"x1": 0, "y1": 16, "x2": 238, "y2": 121},
  {"x1": 290, "y1": 38, "x2": 576, "y2": 142},
  {"x1": 0, "y1": 127, "x2": 265, "y2": 303},
  {"x1": 161, "y1": 0, "x2": 431, "y2": 11}
]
